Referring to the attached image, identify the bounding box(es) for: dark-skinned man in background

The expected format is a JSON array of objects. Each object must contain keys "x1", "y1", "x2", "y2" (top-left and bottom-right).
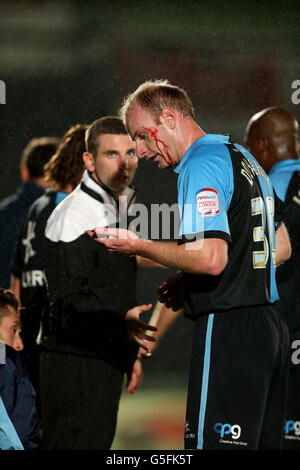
[{"x1": 245, "y1": 106, "x2": 300, "y2": 449}]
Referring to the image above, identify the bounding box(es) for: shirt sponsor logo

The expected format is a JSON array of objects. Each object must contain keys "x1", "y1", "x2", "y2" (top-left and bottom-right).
[
  {"x1": 196, "y1": 188, "x2": 219, "y2": 217},
  {"x1": 21, "y1": 270, "x2": 47, "y2": 288}
]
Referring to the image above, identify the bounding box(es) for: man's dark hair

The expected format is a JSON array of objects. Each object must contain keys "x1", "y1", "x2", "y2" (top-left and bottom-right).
[
  {"x1": 21, "y1": 137, "x2": 60, "y2": 179},
  {"x1": 0, "y1": 288, "x2": 19, "y2": 322},
  {"x1": 85, "y1": 116, "x2": 128, "y2": 158}
]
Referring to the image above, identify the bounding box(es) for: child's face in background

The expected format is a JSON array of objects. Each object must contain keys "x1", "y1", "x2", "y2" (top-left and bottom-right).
[{"x1": 0, "y1": 305, "x2": 23, "y2": 351}]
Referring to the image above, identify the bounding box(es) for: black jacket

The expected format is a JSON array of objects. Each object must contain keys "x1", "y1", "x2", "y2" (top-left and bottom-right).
[{"x1": 42, "y1": 171, "x2": 138, "y2": 371}]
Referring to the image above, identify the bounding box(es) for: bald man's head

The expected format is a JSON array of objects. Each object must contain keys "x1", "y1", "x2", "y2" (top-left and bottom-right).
[{"x1": 245, "y1": 107, "x2": 299, "y2": 173}]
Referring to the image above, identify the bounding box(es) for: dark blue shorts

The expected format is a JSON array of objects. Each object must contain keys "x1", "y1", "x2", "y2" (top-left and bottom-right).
[{"x1": 184, "y1": 304, "x2": 289, "y2": 450}]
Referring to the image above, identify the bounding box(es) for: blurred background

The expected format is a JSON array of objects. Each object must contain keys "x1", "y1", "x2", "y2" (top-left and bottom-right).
[{"x1": 1, "y1": 0, "x2": 299, "y2": 450}]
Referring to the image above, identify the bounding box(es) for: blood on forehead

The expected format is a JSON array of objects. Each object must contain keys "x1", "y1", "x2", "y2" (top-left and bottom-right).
[{"x1": 142, "y1": 127, "x2": 174, "y2": 166}]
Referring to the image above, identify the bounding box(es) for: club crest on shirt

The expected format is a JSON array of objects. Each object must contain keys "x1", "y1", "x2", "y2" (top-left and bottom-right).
[{"x1": 196, "y1": 188, "x2": 220, "y2": 217}]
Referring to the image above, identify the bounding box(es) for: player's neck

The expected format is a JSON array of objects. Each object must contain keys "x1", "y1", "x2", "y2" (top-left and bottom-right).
[{"x1": 178, "y1": 121, "x2": 206, "y2": 163}]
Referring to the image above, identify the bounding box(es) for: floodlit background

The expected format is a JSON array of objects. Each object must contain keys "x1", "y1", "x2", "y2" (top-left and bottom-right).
[{"x1": 1, "y1": 0, "x2": 299, "y2": 450}]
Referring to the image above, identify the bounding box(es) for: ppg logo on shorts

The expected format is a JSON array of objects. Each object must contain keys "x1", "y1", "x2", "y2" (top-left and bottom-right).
[
  {"x1": 285, "y1": 420, "x2": 300, "y2": 436},
  {"x1": 214, "y1": 422, "x2": 241, "y2": 440}
]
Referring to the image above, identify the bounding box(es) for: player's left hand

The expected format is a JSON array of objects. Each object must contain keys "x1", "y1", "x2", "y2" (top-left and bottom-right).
[
  {"x1": 125, "y1": 304, "x2": 157, "y2": 352},
  {"x1": 126, "y1": 359, "x2": 143, "y2": 394},
  {"x1": 85, "y1": 227, "x2": 140, "y2": 255},
  {"x1": 158, "y1": 272, "x2": 185, "y2": 311}
]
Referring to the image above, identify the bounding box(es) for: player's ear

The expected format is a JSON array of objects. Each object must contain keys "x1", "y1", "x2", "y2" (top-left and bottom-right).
[
  {"x1": 83, "y1": 152, "x2": 95, "y2": 172},
  {"x1": 257, "y1": 138, "x2": 271, "y2": 167},
  {"x1": 258, "y1": 137, "x2": 268, "y2": 152},
  {"x1": 20, "y1": 164, "x2": 30, "y2": 182},
  {"x1": 160, "y1": 108, "x2": 176, "y2": 130}
]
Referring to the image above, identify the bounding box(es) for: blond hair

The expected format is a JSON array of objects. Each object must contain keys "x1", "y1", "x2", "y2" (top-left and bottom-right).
[{"x1": 119, "y1": 79, "x2": 195, "y2": 124}]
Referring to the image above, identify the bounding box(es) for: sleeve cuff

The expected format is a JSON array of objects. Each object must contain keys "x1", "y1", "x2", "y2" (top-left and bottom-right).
[{"x1": 178, "y1": 230, "x2": 231, "y2": 245}]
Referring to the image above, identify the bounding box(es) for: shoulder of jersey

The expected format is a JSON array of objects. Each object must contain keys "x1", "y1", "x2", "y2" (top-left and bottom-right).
[
  {"x1": 45, "y1": 186, "x2": 114, "y2": 243},
  {"x1": 185, "y1": 141, "x2": 233, "y2": 174},
  {"x1": 27, "y1": 191, "x2": 55, "y2": 218}
]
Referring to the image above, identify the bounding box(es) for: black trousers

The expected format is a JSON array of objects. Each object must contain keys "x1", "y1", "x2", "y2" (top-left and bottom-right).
[
  {"x1": 39, "y1": 350, "x2": 124, "y2": 450},
  {"x1": 184, "y1": 304, "x2": 290, "y2": 450}
]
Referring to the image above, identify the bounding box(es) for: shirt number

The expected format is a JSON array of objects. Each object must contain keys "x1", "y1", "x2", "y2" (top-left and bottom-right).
[{"x1": 251, "y1": 196, "x2": 276, "y2": 269}]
